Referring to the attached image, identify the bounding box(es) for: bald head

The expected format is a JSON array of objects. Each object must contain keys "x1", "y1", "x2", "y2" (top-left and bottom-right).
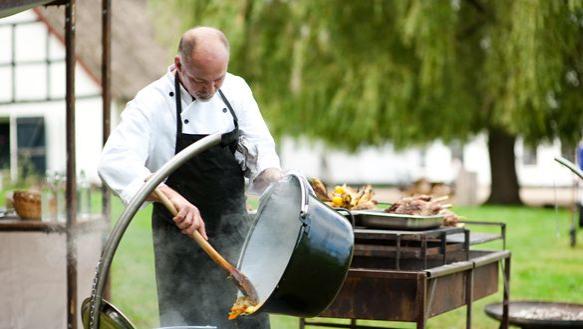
[
  {"x1": 175, "y1": 27, "x2": 230, "y2": 101},
  {"x1": 178, "y1": 27, "x2": 230, "y2": 66}
]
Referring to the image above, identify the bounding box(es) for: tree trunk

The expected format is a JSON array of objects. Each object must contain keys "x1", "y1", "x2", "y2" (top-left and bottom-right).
[{"x1": 486, "y1": 127, "x2": 522, "y2": 205}]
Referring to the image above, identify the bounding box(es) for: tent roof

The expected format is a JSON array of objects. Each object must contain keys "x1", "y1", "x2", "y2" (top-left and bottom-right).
[{"x1": 0, "y1": 0, "x2": 56, "y2": 19}]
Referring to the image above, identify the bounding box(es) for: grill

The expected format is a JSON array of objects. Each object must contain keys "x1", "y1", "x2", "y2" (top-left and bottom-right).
[{"x1": 299, "y1": 218, "x2": 511, "y2": 329}]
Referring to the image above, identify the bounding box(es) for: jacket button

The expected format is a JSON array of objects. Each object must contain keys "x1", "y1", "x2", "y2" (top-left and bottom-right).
[
  {"x1": 184, "y1": 119, "x2": 189, "y2": 124},
  {"x1": 169, "y1": 92, "x2": 174, "y2": 97},
  {"x1": 222, "y1": 108, "x2": 227, "y2": 113}
]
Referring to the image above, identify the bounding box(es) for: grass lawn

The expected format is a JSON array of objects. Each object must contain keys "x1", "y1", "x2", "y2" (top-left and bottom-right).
[{"x1": 109, "y1": 199, "x2": 583, "y2": 329}]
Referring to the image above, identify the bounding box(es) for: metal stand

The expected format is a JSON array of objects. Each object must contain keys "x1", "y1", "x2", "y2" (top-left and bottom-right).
[{"x1": 299, "y1": 221, "x2": 511, "y2": 329}]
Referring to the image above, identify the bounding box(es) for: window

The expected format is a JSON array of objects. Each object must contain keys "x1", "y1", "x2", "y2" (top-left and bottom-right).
[
  {"x1": 450, "y1": 142, "x2": 464, "y2": 164},
  {"x1": 560, "y1": 142, "x2": 575, "y2": 163},
  {"x1": 17, "y1": 117, "x2": 45, "y2": 177},
  {"x1": 0, "y1": 119, "x2": 9, "y2": 170},
  {"x1": 522, "y1": 145, "x2": 537, "y2": 166}
]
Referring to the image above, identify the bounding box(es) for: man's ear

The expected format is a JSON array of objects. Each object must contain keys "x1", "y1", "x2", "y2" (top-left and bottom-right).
[{"x1": 174, "y1": 55, "x2": 181, "y2": 71}]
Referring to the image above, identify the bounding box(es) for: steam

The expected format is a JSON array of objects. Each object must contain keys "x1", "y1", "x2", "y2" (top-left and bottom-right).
[{"x1": 154, "y1": 193, "x2": 270, "y2": 329}]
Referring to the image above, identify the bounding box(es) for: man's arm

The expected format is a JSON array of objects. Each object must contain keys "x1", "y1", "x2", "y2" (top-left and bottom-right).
[
  {"x1": 98, "y1": 99, "x2": 207, "y2": 239},
  {"x1": 235, "y1": 78, "x2": 282, "y2": 192},
  {"x1": 98, "y1": 100, "x2": 153, "y2": 204}
]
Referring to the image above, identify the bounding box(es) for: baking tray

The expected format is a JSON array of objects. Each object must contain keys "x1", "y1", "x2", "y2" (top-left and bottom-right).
[{"x1": 351, "y1": 210, "x2": 443, "y2": 230}]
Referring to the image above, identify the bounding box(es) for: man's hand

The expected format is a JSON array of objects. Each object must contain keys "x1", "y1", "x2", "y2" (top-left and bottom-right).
[
  {"x1": 152, "y1": 185, "x2": 208, "y2": 240},
  {"x1": 251, "y1": 168, "x2": 283, "y2": 194}
]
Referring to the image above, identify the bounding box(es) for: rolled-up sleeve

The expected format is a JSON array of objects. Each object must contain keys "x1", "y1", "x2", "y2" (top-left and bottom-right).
[
  {"x1": 98, "y1": 99, "x2": 153, "y2": 205},
  {"x1": 236, "y1": 80, "x2": 281, "y2": 180}
]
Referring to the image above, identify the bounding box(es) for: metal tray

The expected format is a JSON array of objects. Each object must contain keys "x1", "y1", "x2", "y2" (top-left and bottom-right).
[{"x1": 351, "y1": 210, "x2": 443, "y2": 230}]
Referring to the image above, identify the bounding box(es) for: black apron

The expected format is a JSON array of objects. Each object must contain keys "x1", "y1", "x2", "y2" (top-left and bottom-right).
[{"x1": 151, "y1": 74, "x2": 270, "y2": 328}]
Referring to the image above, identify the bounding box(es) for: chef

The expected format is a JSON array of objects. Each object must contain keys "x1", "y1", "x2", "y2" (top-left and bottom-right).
[{"x1": 98, "y1": 26, "x2": 280, "y2": 328}]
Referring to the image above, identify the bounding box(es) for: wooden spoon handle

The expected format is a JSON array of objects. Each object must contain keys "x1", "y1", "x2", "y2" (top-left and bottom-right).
[{"x1": 153, "y1": 188, "x2": 235, "y2": 272}]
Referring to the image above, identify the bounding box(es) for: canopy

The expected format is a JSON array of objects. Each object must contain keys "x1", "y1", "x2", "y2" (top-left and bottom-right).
[{"x1": 0, "y1": 0, "x2": 56, "y2": 18}]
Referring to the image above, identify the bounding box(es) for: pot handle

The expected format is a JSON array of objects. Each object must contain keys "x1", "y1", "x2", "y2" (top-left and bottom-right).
[
  {"x1": 287, "y1": 173, "x2": 310, "y2": 218},
  {"x1": 334, "y1": 208, "x2": 355, "y2": 227}
]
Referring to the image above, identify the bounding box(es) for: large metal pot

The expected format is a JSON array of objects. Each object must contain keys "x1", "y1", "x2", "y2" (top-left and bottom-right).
[
  {"x1": 81, "y1": 298, "x2": 218, "y2": 329},
  {"x1": 237, "y1": 174, "x2": 354, "y2": 317}
]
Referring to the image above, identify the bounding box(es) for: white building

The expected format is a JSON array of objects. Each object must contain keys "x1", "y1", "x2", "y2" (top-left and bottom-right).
[
  {"x1": 281, "y1": 135, "x2": 577, "y2": 187},
  {"x1": 0, "y1": 1, "x2": 169, "y2": 185}
]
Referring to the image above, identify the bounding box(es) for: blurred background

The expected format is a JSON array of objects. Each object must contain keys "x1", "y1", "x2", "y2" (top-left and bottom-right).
[{"x1": 0, "y1": 1, "x2": 582, "y2": 328}]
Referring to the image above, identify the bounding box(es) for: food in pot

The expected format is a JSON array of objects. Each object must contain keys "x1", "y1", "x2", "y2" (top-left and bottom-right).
[
  {"x1": 309, "y1": 178, "x2": 330, "y2": 201},
  {"x1": 385, "y1": 194, "x2": 460, "y2": 227},
  {"x1": 228, "y1": 296, "x2": 258, "y2": 320},
  {"x1": 309, "y1": 178, "x2": 377, "y2": 210}
]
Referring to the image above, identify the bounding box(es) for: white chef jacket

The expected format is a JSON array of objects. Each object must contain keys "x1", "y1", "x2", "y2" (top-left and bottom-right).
[{"x1": 98, "y1": 65, "x2": 281, "y2": 205}]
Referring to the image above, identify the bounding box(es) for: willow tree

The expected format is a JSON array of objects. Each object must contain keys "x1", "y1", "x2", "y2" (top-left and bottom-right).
[{"x1": 153, "y1": 0, "x2": 583, "y2": 204}]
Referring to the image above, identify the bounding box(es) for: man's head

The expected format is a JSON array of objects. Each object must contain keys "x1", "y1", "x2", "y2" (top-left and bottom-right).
[{"x1": 175, "y1": 27, "x2": 230, "y2": 101}]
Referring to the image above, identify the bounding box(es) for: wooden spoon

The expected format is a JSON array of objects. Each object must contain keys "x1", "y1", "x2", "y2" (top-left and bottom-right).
[{"x1": 153, "y1": 188, "x2": 259, "y2": 303}]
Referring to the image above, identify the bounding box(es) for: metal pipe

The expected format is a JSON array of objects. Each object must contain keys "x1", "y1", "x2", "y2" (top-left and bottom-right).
[
  {"x1": 426, "y1": 260, "x2": 473, "y2": 278},
  {"x1": 465, "y1": 269, "x2": 474, "y2": 329},
  {"x1": 395, "y1": 234, "x2": 401, "y2": 270},
  {"x1": 440, "y1": 232, "x2": 446, "y2": 265},
  {"x1": 65, "y1": 1, "x2": 77, "y2": 328},
  {"x1": 555, "y1": 156, "x2": 583, "y2": 180},
  {"x1": 89, "y1": 133, "x2": 222, "y2": 329},
  {"x1": 11, "y1": 23, "x2": 15, "y2": 103},
  {"x1": 501, "y1": 223, "x2": 506, "y2": 250},
  {"x1": 415, "y1": 273, "x2": 427, "y2": 329},
  {"x1": 472, "y1": 250, "x2": 510, "y2": 267},
  {"x1": 101, "y1": 0, "x2": 112, "y2": 300},
  {"x1": 300, "y1": 321, "x2": 393, "y2": 329},
  {"x1": 501, "y1": 256, "x2": 511, "y2": 329}
]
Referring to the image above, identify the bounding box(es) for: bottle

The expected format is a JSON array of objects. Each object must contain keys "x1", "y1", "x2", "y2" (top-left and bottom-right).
[
  {"x1": 78, "y1": 170, "x2": 92, "y2": 220},
  {"x1": 41, "y1": 171, "x2": 57, "y2": 222},
  {"x1": 55, "y1": 172, "x2": 66, "y2": 223}
]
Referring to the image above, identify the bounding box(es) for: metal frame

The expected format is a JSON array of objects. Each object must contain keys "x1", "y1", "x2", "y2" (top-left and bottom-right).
[
  {"x1": 0, "y1": 1, "x2": 112, "y2": 328},
  {"x1": 300, "y1": 253, "x2": 511, "y2": 329},
  {"x1": 299, "y1": 223, "x2": 511, "y2": 329}
]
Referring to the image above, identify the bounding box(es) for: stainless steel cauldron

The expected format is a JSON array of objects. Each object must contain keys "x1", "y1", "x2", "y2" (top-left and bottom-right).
[{"x1": 237, "y1": 174, "x2": 354, "y2": 317}]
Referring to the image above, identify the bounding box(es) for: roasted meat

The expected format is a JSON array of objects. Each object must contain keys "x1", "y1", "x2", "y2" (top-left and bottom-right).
[{"x1": 385, "y1": 194, "x2": 460, "y2": 227}]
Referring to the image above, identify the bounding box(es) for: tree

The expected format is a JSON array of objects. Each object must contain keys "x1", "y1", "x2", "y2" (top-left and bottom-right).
[{"x1": 154, "y1": 0, "x2": 583, "y2": 204}]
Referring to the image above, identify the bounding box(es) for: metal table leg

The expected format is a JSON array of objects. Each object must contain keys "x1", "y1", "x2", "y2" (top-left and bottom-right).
[
  {"x1": 501, "y1": 256, "x2": 511, "y2": 329},
  {"x1": 466, "y1": 268, "x2": 474, "y2": 329},
  {"x1": 416, "y1": 273, "x2": 427, "y2": 329}
]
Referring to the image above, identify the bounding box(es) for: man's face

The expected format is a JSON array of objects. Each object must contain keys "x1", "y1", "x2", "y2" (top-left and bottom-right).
[{"x1": 176, "y1": 52, "x2": 228, "y2": 102}]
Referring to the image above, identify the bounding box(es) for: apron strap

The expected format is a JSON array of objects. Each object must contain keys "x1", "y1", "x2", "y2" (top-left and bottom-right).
[
  {"x1": 218, "y1": 89, "x2": 239, "y2": 130},
  {"x1": 217, "y1": 89, "x2": 240, "y2": 148},
  {"x1": 174, "y1": 72, "x2": 183, "y2": 154},
  {"x1": 173, "y1": 74, "x2": 240, "y2": 149}
]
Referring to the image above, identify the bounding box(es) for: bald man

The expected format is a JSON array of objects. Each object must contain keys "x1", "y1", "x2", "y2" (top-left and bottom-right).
[{"x1": 98, "y1": 27, "x2": 278, "y2": 328}]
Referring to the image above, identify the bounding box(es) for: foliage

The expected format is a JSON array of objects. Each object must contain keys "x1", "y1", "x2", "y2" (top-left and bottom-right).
[{"x1": 151, "y1": 0, "x2": 583, "y2": 151}]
